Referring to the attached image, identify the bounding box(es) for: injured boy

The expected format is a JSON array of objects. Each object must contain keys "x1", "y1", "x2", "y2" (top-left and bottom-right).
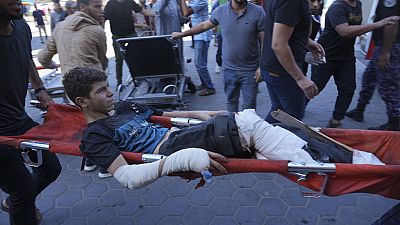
[{"x1": 62, "y1": 67, "x2": 383, "y2": 190}]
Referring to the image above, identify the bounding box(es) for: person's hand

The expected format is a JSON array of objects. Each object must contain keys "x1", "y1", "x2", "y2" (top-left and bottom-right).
[
  {"x1": 171, "y1": 32, "x2": 183, "y2": 40},
  {"x1": 304, "y1": 52, "x2": 326, "y2": 66},
  {"x1": 255, "y1": 67, "x2": 263, "y2": 83},
  {"x1": 296, "y1": 77, "x2": 319, "y2": 99},
  {"x1": 307, "y1": 40, "x2": 325, "y2": 62},
  {"x1": 207, "y1": 151, "x2": 228, "y2": 175},
  {"x1": 48, "y1": 60, "x2": 58, "y2": 69},
  {"x1": 377, "y1": 52, "x2": 391, "y2": 70},
  {"x1": 377, "y1": 16, "x2": 400, "y2": 27},
  {"x1": 36, "y1": 90, "x2": 54, "y2": 110}
]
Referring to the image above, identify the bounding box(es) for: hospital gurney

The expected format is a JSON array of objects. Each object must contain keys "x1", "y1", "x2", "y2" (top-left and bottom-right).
[
  {"x1": 0, "y1": 104, "x2": 399, "y2": 199},
  {"x1": 116, "y1": 35, "x2": 195, "y2": 107}
]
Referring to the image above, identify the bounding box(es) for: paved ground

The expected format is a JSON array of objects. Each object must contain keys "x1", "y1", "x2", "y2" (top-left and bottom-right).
[{"x1": 0, "y1": 20, "x2": 398, "y2": 225}]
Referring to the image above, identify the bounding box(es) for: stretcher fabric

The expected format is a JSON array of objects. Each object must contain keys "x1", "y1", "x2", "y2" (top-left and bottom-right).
[{"x1": 0, "y1": 104, "x2": 399, "y2": 199}]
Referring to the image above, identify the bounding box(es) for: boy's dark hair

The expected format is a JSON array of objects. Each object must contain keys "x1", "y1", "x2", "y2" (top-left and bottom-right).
[{"x1": 62, "y1": 67, "x2": 107, "y2": 105}]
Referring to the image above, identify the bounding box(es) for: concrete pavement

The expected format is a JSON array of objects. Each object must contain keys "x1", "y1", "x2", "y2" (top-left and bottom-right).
[{"x1": 0, "y1": 20, "x2": 398, "y2": 225}]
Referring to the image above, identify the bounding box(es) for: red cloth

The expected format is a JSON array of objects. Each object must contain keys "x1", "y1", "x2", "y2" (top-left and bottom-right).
[{"x1": 1, "y1": 104, "x2": 399, "y2": 199}]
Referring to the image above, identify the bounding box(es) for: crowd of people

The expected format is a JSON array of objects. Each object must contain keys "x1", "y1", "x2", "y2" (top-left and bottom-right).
[{"x1": 0, "y1": 0, "x2": 399, "y2": 224}]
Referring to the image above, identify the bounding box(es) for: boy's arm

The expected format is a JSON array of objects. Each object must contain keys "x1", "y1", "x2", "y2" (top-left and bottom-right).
[
  {"x1": 162, "y1": 110, "x2": 227, "y2": 121},
  {"x1": 109, "y1": 149, "x2": 228, "y2": 189}
]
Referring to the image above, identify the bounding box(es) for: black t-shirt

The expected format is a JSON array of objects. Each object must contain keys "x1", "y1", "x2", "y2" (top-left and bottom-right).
[
  {"x1": 0, "y1": 20, "x2": 32, "y2": 135},
  {"x1": 318, "y1": 0, "x2": 362, "y2": 61},
  {"x1": 80, "y1": 101, "x2": 163, "y2": 170},
  {"x1": 33, "y1": 10, "x2": 45, "y2": 25},
  {"x1": 373, "y1": 0, "x2": 400, "y2": 43},
  {"x1": 104, "y1": 0, "x2": 142, "y2": 36},
  {"x1": 261, "y1": 0, "x2": 311, "y2": 75}
]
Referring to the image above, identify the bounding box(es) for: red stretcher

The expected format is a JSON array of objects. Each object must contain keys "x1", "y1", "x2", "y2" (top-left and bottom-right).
[{"x1": 1, "y1": 104, "x2": 399, "y2": 199}]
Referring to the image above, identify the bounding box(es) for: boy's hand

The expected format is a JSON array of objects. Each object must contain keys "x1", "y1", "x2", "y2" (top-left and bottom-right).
[{"x1": 207, "y1": 151, "x2": 228, "y2": 175}]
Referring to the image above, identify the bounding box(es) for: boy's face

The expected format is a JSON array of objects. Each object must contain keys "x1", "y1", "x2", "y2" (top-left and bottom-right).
[{"x1": 83, "y1": 81, "x2": 115, "y2": 114}]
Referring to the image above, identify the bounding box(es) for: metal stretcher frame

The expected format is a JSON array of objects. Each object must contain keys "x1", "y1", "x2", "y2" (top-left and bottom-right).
[
  {"x1": 1, "y1": 104, "x2": 400, "y2": 199},
  {"x1": 116, "y1": 35, "x2": 190, "y2": 107}
]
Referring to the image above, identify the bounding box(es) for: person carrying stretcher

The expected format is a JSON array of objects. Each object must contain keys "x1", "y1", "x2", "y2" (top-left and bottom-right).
[{"x1": 62, "y1": 67, "x2": 383, "y2": 190}]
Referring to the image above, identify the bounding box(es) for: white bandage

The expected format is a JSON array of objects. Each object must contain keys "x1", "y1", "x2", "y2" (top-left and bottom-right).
[
  {"x1": 235, "y1": 109, "x2": 316, "y2": 162},
  {"x1": 113, "y1": 148, "x2": 210, "y2": 189},
  {"x1": 161, "y1": 148, "x2": 210, "y2": 175}
]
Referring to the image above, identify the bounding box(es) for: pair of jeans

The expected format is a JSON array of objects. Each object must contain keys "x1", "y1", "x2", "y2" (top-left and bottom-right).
[
  {"x1": 223, "y1": 69, "x2": 258, "y2": 112},
  {"x1": 194, "y1": 40, "x2": 214, "y2": 89},
  {"x1": 158, "y1": 113, "x2": 249, "y2": 158},
  {"x1": 0, "y1": 117, "x2": 61, "y2": 225},
  {"x1": 261, "y1": 69, "x2": 306, "y2": 123},
  {"x1": 311, "y1": 59, "x2": 356, "y2": 120},
  {"x1": 112, "y1": 33, "x2": 137, "y2": 85}
]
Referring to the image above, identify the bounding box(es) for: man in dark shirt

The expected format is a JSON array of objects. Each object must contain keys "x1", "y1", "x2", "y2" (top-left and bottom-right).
[
  {"x1": 260, "y1": 0, "x2": 324, "y2": 123},
  {"x1": 104, "y1": 0, "x2": 155, "y2": 86},
  {"x1": 32, "y1": 4, "x2": 47, "y2": 43},
  {"x1": 0, "y1": 0, "x2": 61, "y2": 224},
  {"x1": 347, "y1": 0, "x2": 400, "y2": 131},
  {"x1": 310, "y1": 0, "x2": 398, "y2": 128}
]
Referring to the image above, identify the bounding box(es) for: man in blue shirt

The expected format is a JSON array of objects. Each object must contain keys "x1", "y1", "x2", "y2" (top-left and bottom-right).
[
  {"x1": 179, "y1": 0, "x2": 216, "y2": 96},
  {"x1": 172, "y1": 0, "x2": 266, "y2": 112}
]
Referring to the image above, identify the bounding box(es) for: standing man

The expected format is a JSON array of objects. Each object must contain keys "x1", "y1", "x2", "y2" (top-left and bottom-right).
[
  {"x1": 50, "y1": 2, "x2": 66, "y2": 31},
  {"x1": 152, "y1": 0, "x2": 182, "y2": 35},
  {"x1": 347, "y1": 0, "x2": 400, "y2": 131},
  {"x1": 172, "y1": 0, "x2": 265, "y2": 112},
  {"x1": 0, "y1": 0, "x2": 61, "y2": 224},
  {"x1": 38, "y1": 0, "x2": 108, "y2": 74},
  {"x1": 180, "y1": 0, "x2": 216, "y2": 96},
  {"x1": 104, "y1": 0, "x2": 155, "y2": 86},
  {"x1": 310, "y1": 0, "x2": 398, "y2": 128},
  {"x1": 32, "y1": 4, "x2": 48, "y2": 43},
  {"x1": 260, "y1": 0, "x2": 324, "y2": 123}
]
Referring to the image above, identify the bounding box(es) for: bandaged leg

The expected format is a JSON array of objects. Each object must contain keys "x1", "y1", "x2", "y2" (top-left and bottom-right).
[
  {"x1": 113, "y1": 148, "x2": 210, "y2": 189},
  {"x1": 235, "y1": 109, "x2": 316, "y2": 162}
]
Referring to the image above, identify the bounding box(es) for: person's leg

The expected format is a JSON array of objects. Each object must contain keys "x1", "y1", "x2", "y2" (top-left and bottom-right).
[
  {"x1": 332, "y1": 60, "x2": 356, "y2": 122},
  {"x1": 194, "y1": 40, "x2": 215, "y2": 94},
  {"x1": 263, "y1": 71, "x2": 307, "y2": 122},
  {"x1": 30, "y1": 151, "x2": 61, "y2": 196},
  {"x1": 239, "y1": 70, "x2": 258, "y2": 110},
  {"x1": 43, "y1": 26, "x2": 48, "y2": 39},
  {"x1": 370, "y1": 44, "x2": 400, "y2": 130},
  {"x1": 0, "y1": 145, "x2": 36, "y2": 225},
  {"x1": 346, "y1": 57, "x2": 377, "y2": 122},
  {"x1": 310, "y1": 62, "x2": 334, "y2": 96},
  {"x1": 38, "y1": 26, "x2": 43, "y2": 43},
  {"x1": 223, "y1": 69, "x2": 240, "y2": 112},
  {"x1": 112, "y1": 35, "x2": 124, "y2": 86}
]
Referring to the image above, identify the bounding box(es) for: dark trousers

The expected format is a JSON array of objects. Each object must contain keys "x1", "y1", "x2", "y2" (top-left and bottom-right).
[
  {"x1": 112, "y1": 33, "x2": 137, "y2": 85},
  {"x1": 311, "y1": 59, "x2": 356, "y2": 120},
  {"x1": 215, "y1": 33, "x2": 222, "y2": 67},
  {"x1": 0, "y1": 117, "x2": 61, "y2": 225},
  {"x1": 357, "y1": 58, "x2": 377, "y2": 106}
]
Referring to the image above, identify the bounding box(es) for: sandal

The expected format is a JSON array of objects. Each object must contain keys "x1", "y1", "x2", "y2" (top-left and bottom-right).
[{"x1": 198, "y1": 88, "x2": 216, "y2": 96}]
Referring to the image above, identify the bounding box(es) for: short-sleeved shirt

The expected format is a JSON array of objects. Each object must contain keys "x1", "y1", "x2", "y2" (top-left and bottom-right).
[
  {"x1": 0, "y1": 20, "x2": 32, "y2": 135},
  {"x1": 189, "y1": 0, "x2": 213, "y2": 41},
  {"x1": 33, "y1": 10, "x2": 45, "y2": 26},
  {"x1": 104, "y1": 0, "x2": 142, "y2": 36},
  {"x1": 373, "y1": 0, "x2": 400, "y2": 43},
  {"x1": 318, "y1": 0, "x2": 362, "y2": 61},
  {"x1": 261, "y1": 0, "x2": 311, "y2": 75},
  {"x1": 80, "y1": 101, "x2": 165, "y2": 170},
  {"x1": 210, "y1": 2, "x2": 266, "y2": 71}
]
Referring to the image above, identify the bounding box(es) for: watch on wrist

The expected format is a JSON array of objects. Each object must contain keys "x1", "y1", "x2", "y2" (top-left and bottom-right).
[{"x1": 34, "y1": 87, "x2": 47, "y2": 95}]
